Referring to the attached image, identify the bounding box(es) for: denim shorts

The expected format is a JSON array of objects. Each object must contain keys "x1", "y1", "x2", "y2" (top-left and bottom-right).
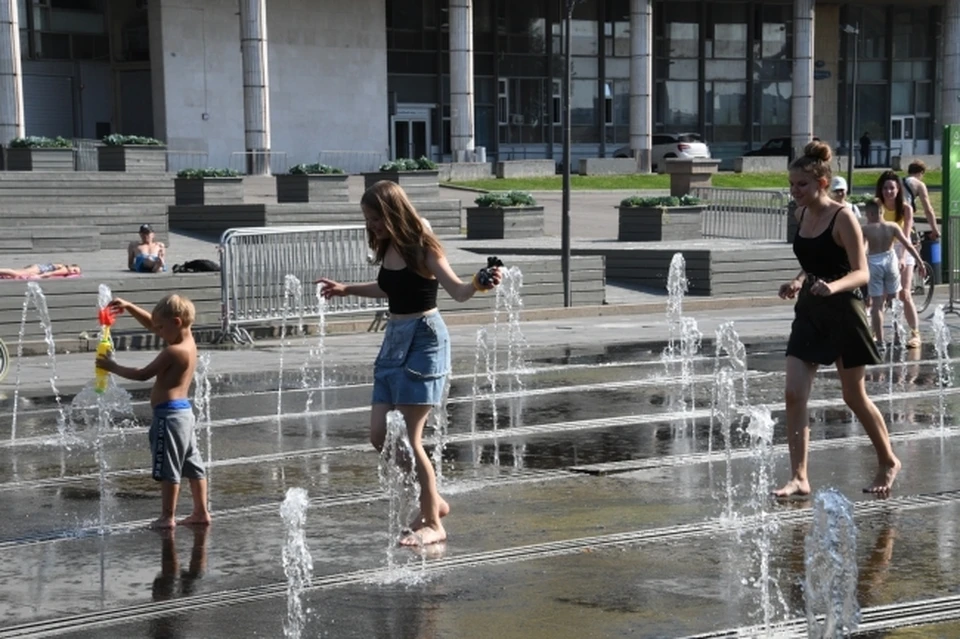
[{"x1": 372, "y1": 312, "x2": 451, "y2": 406}]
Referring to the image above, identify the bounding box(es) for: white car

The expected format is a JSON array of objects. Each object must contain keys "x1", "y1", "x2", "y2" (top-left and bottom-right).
[{"x1": 613, "y1": 133, "x2": 712, "y2": 172}]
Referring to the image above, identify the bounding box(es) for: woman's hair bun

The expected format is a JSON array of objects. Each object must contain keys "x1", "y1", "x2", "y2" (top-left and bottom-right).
[{"x1": 803, "y1": 140, "x2": 832, "y2": 164}]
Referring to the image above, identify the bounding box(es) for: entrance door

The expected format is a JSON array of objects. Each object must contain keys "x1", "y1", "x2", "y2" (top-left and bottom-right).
[
  {"x1": 391, "y1": 104, "x2": 432, "y2": 160},
  {"x1": 891, "y1": 116, "x2": 915, "y2": 158}
]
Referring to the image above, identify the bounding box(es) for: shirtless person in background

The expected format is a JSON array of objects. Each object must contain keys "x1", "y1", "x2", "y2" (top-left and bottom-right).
[{"x1": 129, "y1": 224, "x2": 166, "y2": 273}]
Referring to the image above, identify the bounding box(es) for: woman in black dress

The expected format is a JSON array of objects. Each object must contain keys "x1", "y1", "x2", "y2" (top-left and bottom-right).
[{"x1": 775, "y1": 141, "x2": 900, "y2": 498}]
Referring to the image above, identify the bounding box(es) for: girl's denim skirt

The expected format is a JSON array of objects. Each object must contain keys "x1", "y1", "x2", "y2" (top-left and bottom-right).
[{"x1": 372, "y1": 312, "x2": 451, "y2": 406}]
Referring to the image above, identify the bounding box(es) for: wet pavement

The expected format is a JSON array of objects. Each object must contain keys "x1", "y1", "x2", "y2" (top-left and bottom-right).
[{"x1": 1, "y1": 305, "x2": 960, "y2": 638}]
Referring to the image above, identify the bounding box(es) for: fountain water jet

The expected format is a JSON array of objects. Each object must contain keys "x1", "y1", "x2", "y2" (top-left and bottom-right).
[
  {"x1": 932, "y1": 305, "x2": 953, "y2": 433},
  {"x1": 280, "y1": 487, "x2": 313, "y2": 639},
  {"x1": 804, "y1": 488, "x2": 860, "y2": 638},
  {"x1": 301, "y1": 285, "x2": 328, "y2": 412},
  {"x1": 278, "y1": 275, "x2": 305, "y2": 421},
  {"x1": 377, "y1": 411, "x2": 420, "y2": 573}
]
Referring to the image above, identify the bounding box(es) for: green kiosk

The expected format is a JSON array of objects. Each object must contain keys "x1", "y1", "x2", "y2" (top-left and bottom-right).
[{"x1": 945, "y1": 124, "x2": 960, "y2": 312}]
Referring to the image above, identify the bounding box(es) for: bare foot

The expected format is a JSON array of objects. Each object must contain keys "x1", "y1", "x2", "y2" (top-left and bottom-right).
[
  {"x1": 399, "y1": 523, "x2": 447, "y2": 547},
  {"x1": 178, "y1": 513, "x2": 212, "y2": 527},
  {"x1": 864, "y1": 459, "x2": 901, "y2": 494},
  {"x1": 771, "y1": 478, "x2": 811, "y2": 499},
  {"x1": 150, "y1": 517, "x2": 176, "y2": 529},
  {"x1": 409, "y1": 498, "x2": 450, "y2": 531}
]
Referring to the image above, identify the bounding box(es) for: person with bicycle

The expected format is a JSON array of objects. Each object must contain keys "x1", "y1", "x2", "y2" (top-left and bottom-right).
[
  {"x1": 861, "y1": 200, "x2": 925, "y2": 345},
  {"x1": 876, "y1": 171, "x2": 922, "y2": 349}
]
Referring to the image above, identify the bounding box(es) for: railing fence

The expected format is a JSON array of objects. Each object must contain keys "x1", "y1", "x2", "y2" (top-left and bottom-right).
[
  {"x1": 692, "y1": 187, "x2": 790, "y2": 241},
  {"x1": 217, "y1": 226, "x2": 387, "y2": 345}
]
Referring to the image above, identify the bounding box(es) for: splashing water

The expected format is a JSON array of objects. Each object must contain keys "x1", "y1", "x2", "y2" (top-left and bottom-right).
[
  {"x1": 886, "y1": 299, "x2": 908, "y2": 401},
  {"x1": 278, "y1": 275, "x2": 305, "y2": 420},
  {"x1": 428, "y1": 379, "x2": 451, "y2": 487},
  {"x1": 661, "y1": 254, "x2": 701, "y2": 413},
  {"x1": 10, "y1": 282, "x2": 67, "y2": 444},
  {"x1": 194, "y1": 351, "x2": 214, "y2": 503},
  {"x1": 932, "y1": 305, "x2": 953, "y2": 433},
  {"x1": 302, "y1": 286, "x2": 328, "y2": 412},
  {"x1": 711, "y1": 322, "x2": 748, "y2": 519},
  {"x1": 377, "y1": 411, "x2": 421, "y2": 573},
  {"x1": 665, "y1": 252, "x2": 688, "y2": 359},
  {"x1": 280, "y1": 487, "x2": 313, "y2": 639},
  {"x1": 804, "y1": 488, "x2": 860, "y2": 638},
  {"x1": 741, "y1": 406, "x2": 787, "y2": 631},
  {"x1": 498, "y1": 266, "x2": 529, "y2": 386}
]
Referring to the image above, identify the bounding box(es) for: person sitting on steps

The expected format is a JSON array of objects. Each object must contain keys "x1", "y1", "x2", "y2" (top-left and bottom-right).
[{"x1": 129, "y1": 224, "x2": 167, "y2": 273}]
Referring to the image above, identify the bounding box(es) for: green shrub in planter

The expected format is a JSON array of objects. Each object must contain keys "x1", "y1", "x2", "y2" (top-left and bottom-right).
[
  {"x1": 846, "y1": 194, "x2": 875, "y2": 206},
  {"x1": 474, "y1": 191, "x2": 537, "y2": 207},
  {"x1": 9, "y1": 136, "x2": 72, "y2": 148},
  {"x1": 289, "y1": 163, "x2": 344, "y2": 175},
  {"x1": 379, "y1": 156, "x2": 438, "y2": 172},
  {"x1": 102, "y1": 134, "x2": 164, "y2": 146},
  {"x1": 619, "y1": 194, "x2": 701, "y2": 208},
  {"x1": 176, "y1": 168, "x2": 242, "y2": 179}
]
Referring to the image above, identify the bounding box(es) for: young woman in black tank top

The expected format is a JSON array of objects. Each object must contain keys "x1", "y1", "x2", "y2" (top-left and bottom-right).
[
  {"x1": 317, "y1": 180, "x2": 502, "y2": 547},
  {"x1": 775, "y1": 141, "x2": 901, "y2": 499}
]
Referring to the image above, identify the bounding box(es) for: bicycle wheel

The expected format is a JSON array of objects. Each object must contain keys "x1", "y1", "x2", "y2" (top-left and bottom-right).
[
  {"x1": 914, "y1": 260, "x2": 935, "y2": 314},
  {"x1": 0, "y1": 337, "x2": 8, "y2": 384}
]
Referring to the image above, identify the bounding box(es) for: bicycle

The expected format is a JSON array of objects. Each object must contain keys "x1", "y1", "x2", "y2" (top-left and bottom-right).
[
  {"x1": 0, "y1": 337, "x2": 8, "y2": 384},
  {"x1": 911, "y1": 255, "x2": 935, "y2": 315}
]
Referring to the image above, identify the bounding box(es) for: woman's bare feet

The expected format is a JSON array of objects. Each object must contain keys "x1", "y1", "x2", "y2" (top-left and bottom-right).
[
  {"x1": 400, "y1": 522, "x2": 446, "y2": 547},
  {"x1": 150, "y1": 517, "x2": 176, "y2": 529},
  {"x1": 864, "y1": 459, "x2": 901, "y2": 494},
  {"x1": 409, "y1": 498, "x2": 450, "y2": 531},
  {"x1": 179, "y1": 512, "x2": 212, "y2": 526},
  {"x1": 772, "y1": 477, "x2": 811, "y2": 499}
]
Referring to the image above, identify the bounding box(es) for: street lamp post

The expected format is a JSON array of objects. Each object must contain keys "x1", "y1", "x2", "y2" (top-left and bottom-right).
[
  {"x1": 844, "y1": 23, "x2": 859, "y2": 191},
  {"x1": 561, "y1": 0, "x2": 582, "y2": 308}
]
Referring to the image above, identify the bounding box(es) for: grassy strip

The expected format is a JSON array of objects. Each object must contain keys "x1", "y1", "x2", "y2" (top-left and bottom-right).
[{"x1": 448, "y1": 169, "x2": 943, "y2": 193}]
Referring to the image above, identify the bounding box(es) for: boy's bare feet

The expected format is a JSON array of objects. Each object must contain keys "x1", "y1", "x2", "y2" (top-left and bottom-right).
[
  {"x1": 864, "y1": 459, "x2": 901, "y2": 494},
  {"x1": 150, "y1": 517, "x2": 176, "y2": 529},
  {"x1": 409, "y1": 498, "x2": 450, "y2": 531},
  {"x1": 772, "y1": 478, "x2": 811, "y2": 499},
  {"x1": 400, "y1": 523, "x2": 446, "y2": 547},
  {"x1": 178, "y1": 513, "x2": 212, "y2": 526}
]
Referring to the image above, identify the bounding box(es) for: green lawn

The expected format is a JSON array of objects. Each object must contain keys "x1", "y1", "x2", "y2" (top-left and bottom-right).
[{"x1": 448, "y1": 169, "x2": 943, "y2": 193}]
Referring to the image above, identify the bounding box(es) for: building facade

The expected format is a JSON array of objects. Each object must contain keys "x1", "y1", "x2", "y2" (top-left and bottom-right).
[{"x1": 0, "y1": 0, "x2": 956, "y2": 170}]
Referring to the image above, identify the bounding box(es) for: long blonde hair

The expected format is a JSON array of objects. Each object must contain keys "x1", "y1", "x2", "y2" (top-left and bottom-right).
[{"x1": 360, "y1": 180, "x2": 444, "y2": 277}]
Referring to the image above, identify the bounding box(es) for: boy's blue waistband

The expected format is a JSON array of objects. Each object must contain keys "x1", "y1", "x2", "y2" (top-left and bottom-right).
[{"x1": 153, "y1": 399, "x2": 192, "y2": 411}]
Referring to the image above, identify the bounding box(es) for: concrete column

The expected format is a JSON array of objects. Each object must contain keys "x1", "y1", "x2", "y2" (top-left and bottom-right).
[
  {"x1": 629, "y1": 0, "x2": 652, "y2": 173},
  {"x1": 944, "y1": 0, "x2": 960, "y2": 128},
  {"x1": 0, "y1": 0, "x2": 25, "y2": 144},
  {"x1": 450, "y1": 0, "x2": 475, "y2": 162},
  {"x1": 791, "y1": 0, "x2": 815, "y2": 160},
  {"x1": 239, "y1": 0, "x2": 271, "y2": 175}
]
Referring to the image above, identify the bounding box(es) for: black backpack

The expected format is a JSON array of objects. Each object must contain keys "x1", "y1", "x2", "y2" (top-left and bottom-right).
[{"x1": 172, "y1": 259, "x2": 221, "y2": 273}]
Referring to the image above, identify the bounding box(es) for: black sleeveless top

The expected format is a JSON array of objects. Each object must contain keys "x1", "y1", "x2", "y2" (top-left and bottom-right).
[
  {"x1": 377, "y1": 266, "x2": 439, "y2": 314},
  {"x1": 793, "y1": 207, "x2": 850, "y2": 281}
]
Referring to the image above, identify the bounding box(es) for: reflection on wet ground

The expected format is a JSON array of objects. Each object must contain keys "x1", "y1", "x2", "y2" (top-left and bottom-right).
[{"x1": 0, "y1": 338, "x2": 958, "y2": 638}]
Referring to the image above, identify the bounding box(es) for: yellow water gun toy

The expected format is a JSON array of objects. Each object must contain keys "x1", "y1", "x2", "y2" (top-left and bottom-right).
[{"x1": 94, "y1": 306, "x2": 121, "y2": 394}]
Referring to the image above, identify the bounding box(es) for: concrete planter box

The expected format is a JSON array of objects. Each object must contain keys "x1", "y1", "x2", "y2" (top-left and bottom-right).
[
  {"x1": 363, "y1": 170, "x2": 440, "y2": 199},
  {"x1": 276, "y1": 173, "x2": 349, "y2": 203},
  {"x1": 466, "y1": 206, "x2": 545, "y2": 239},
  {"x1": 618, "y1": 205, "x2": 705, "y2": 242},
  {"x1": 664, "y1": 159, "x2": 721, "y2": 197},
  {"x1": 578, "y1": 157, "x2": 637, "y2": 176},
  {"x1": 495, "y1": 159, "x2": 556, "y2": 179},
  {"x1": 98, "y1": 145, "x2": 167, "y2": 172},
  {"x1": 7, "y1": 147, "x2": 75, "y2": 171},
  {"x1": 174, "y1": 177, "x2": 244, "y2": 206}
]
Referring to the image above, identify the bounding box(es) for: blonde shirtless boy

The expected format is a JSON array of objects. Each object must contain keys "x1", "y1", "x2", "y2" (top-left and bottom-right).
[
  {"x1": 862, "y1": 200, "x2": 925, "y2": 344},
  {"x1": 96, "y1": 294, "x2": 210, "y2": 529}
]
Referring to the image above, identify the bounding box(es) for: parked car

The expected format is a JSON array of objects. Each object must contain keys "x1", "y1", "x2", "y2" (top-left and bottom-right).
[
  {"x1": 743, "y1": 137, "x2": 791, "y2": 157},
  {"x1": 613, "y1": 133, "x2": 711, "y2": 172}
]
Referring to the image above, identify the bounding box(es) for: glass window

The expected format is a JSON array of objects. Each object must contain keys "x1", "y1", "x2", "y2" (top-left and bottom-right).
[
  {"x1": 660, "y1": 22, "x2": 699, "y2": 58},
  {"x1": 657, "y1": 59, "x2": 699, "y2": 80},
  {"x1": 858, "y1": 61, "x2": 886, "y2": 82},
  {"x1": 705, "y1": 60, "x2": 746, "y2": 80},
  {"x1": 571, "y1": 55, "x2": 598, "y2": 78},
  {"x1": 657, "y1": 80, "x2": 699, "y2": 130},
  {"x1": 606, "y1": 57, "x2": 629, "y2": 79},
  {"x1": 860, "y1": 7, "x2": 887, "y2": 60},
  {"x1": 711, "y1": 24, "x2": 747, "y2": 59},
  {"x1": 570, "y1": 18, "x2": 598, "y2": 56},
  {"x1": 388, "y1": 0, "x2": 423, "y2": 31},
  {"x1": 916, "y1": 116, "x2": 930, "y2": 140},
  {"x1": 760, "y1": 4, "x2": 791, "y2": 59},
  {"x1": 892, "y1": 82, "x2": 913, "y2": 115},
  {"x1": 757, "y1": 81, "x2": 791, "y2": 128},
  {"x1": 709, "y1": 81, "x2": 746, "y2": 142},
  {"x1": 571, "y1": 78, "x2": 597, "y2": 127},
  {"x1": 916, "y1": 82, "x2": 932, "y2": 113},
  {"x1": 856, "y1": 84, "x2": 887, "y2": 146},
  {"x1": 474, "y1": 0, "x2": 493, "y2": 32}
]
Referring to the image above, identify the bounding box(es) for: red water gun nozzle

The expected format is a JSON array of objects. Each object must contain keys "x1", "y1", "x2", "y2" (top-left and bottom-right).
[{"x1": 98, "y1": 306, "x2": 121, "y2": 327}]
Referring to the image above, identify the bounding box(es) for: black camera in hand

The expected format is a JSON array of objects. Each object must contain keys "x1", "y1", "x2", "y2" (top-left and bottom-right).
[{"x1": 476, "y1": 256, "x2": 504, "y2": 287}]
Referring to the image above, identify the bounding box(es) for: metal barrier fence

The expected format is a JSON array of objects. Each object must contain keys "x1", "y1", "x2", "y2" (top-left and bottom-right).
[
  {"x1": 692, "y1": 187, "x2": 790, "y2": 241},
  {"x1": 230, "y1": 151, "x2": 288, "y2": 175},
  {"x1": 217, "y1": 225, "x2": 387, "y2": 344},
  {"x1": 317, "y1": 150, "x2": 386, "y2": 174}
]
